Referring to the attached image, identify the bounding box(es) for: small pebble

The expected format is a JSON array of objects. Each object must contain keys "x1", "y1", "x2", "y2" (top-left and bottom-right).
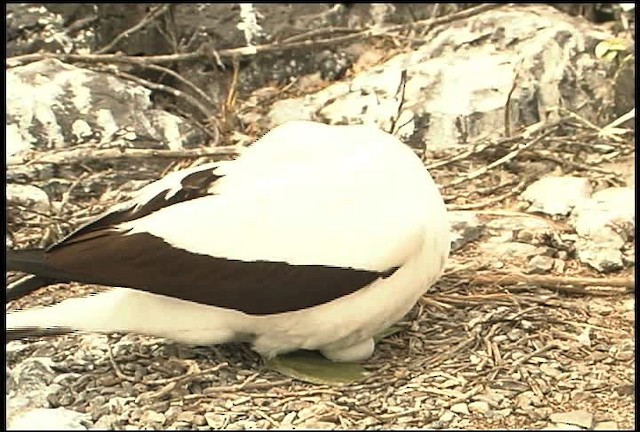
[
  {"x1": 540, "y1": 363, "x2": 562, "y2": 378},
  {"x1": 94, "y1": 413, "x2": 120, "y2": 429},
  {"x1": 552, "y1": 258, "x2": 565, "y2": 273},
  {"x1": 140, "y1": 410, "x2": 165, "y2": 426},
  {"x1": 507, "y1": 328, "x2": 525, "y2": 342},
  {"x1": 489, "y1": 408, "x2": 512, "y2": 418},
  {"x1": 303, "y1": 419, "x2": 338, "y2": 429},
  {"x1": 165, "y1": 406, "x2": 183, "y2": 422},
  {"x1": 534, "y1": 246, "x2": 556, "y2": 257},
  {"x1": 527, "y1": 255, "x2": 555, "y2": 274},
  {"x1": 594, "y1": 420, "x2": 619, "y2": 430},
  {"x1": 468, "y1": 401, "x2": 490, "y2": 414},
  {"x1": 167, "y1": 421, "x2": 191, "y2": 430},
  {"x1": 450, "y1": 403, "x2": 470, "y2": 415},
  {"x1": 542, "y1": 423, "x2": 583, "y2": 430},
  {"x1": 280, "y1": 411, "x2": 297, "y2": 426},
  {"x1": 439, "y1": 411, "x2": 456, "y2": 422},
  {"x1": 204, "y1": 412, "x2": 226, "y2": 429},
  {"x1": 516, "y1": 229, "x2": 534, "y2": 242},
  {"x1": 192, "y1": 414, "x2": 206, "y2": 426},
  {"x1": 175, "y1": 411, "x2": 195, "y2": 423},
  {"x1": 549, "y1": 410, "x2": 594, "y2": 429}
]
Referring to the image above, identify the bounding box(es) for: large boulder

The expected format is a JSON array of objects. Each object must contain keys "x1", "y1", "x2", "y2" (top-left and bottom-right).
[
  {"x1": 6, "y1": 59, "x2": 207, "y2": 200},
  {"x1": 264, "y1": 4, "x2": 617, "y2": 149}
]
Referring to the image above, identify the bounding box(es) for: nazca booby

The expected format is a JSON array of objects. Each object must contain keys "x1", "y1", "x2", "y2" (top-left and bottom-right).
[{"x1": 6, "y1": 121, "x2": 450, "y2": 362}]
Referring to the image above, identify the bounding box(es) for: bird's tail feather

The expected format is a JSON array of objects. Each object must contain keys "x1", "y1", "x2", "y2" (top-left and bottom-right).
[
  {"x1": 6, "y1": 275, "x2": 57, "y2": 303},
  {"x1": 7, "y1": 249, "x2": 66, "y2": 279},
  {"x1": 6, "y1": 292, "x2": 111, "y2": 342},
  {"x1": 6, "y1": 249, "x2": 72, "y2": 302},
  {"x1": 6, "y1": 326, "x2": 75, "y2": 341}
]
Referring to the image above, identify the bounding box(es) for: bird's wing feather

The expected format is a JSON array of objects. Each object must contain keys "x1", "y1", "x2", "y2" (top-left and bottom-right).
[
  {"x1": 52, "y1": 162, "x2": 222, "y2": 248},
  {"x1": 43, "y1": 123, "x2": 433, "y2": 314}
]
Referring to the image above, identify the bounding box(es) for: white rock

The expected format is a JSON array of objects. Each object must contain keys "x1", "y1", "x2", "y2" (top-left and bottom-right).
[
  {"x1": 568, "y1": 187, "x2": 634, "y2": 272},
  {"x1": 6, "y1": 184, "x2": 51, "y2": 213},
  {"x1": 265, "y1": 5, "x2": 616, "y2": 149},
  {"x1": 7, "y1": 59, "x2": 202, "y2": 158},
  {"x1": 571, "y1": 187, "x2": 634, "y2": 241},
  {"x1": 448, "y1": 211, "x2": 485, "y2": 252},
  {"x1": 521, "y1": 176, "x2": 591, "y2": 216},
  {"x1": 575, "y1": 240, "x2": 624, "y2": 273},
  {"x1": 8, "y1": 408, "x2": 90, "y2": 430}
]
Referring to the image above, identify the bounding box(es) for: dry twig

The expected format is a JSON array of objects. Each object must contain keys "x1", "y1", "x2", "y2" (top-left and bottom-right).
[
  {"x1": 7, "y1": 4, "x2": 502, "y2": 68},
  {"x1": 96, "y1": 5, "x2": 171, "y2": 54},
  {"x1": 447, "y1": 180, "x2": 527, "y2": 210},
  {"x1": 136, "y1": 362, "x2": 229, "y2": 402},
  {"x1": 10, "y1": 146, "x2": 239, "y2": 169},
  {"x1": 107, "y1": 68, "x2": 215, "y2": 120},
  {"x1": 471, "y1": 272, "x2": 634, "y2": 292},
  {"x1": 389, "y1": 69, "x2": 408, "y2": 136},
  {"x1": 444, "y1": 125, "x2": 559, "y2": 189}
]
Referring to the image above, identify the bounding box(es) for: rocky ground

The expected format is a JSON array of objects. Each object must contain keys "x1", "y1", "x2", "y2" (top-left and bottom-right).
[
  {"x1": 6, "y1": 178, "x2": 636, "y2": 429},
  {"x1": 6, "y1": 3, "x2": 635, "y2": 430}
]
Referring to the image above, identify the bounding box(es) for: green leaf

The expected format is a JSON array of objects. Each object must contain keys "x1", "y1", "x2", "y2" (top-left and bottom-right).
[
  {"x1": 266, "y1": 350, "x2": 368, "y2": 385},
  {"x1": 595, "y1": 38, "x2": 629, "y2": 59}
]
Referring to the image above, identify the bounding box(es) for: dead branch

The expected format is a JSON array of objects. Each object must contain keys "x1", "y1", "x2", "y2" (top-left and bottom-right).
[
  {"x1": 389, "y1": 69, "x2": 408, "y2": 135},
  {"x1": 507, "y1": 341, "x2": 558, "y2": 373},
  {"x1": 106, "y1": 68, "x2": 216, "y2": 120},
  {"x1": 280, "y1": 27, "x2": 357, "y2": 44},
  {"x1": 471, "y1": 272, "x2": 634, "y2": 293},
  {"x1": 447, "y1": 180, "x2": 527, "y2": 210},
  {"x1": 141, "y1": 63, "x2": 219, "y2": 118},
  {"x1": 444, "y1": 124, "x2": 560, "y2": 189},
  {"x1": 96, "y1": 5, "x2": 171, "y2": 54},
  {"x1": 560, "y1": 108, "x2": 627, "y2": 143},
  {"x1": 532, "y1": 152, "x2": 627, "y2": 177},
  {"x1": 6, "y1": 4, "x2": 503, "y2": 68},
  {"x1": 8, "y1": 146, "x2": 240, "y2": 170},
  {"x1": 136, "y1": 362, "x2": 229, "y2": 402},
  {"x1": 504, "y1": 60, "x2": 523, "y2": 137},
  {"x1": 426, "y1": 127, "x2": 532, "y2": 171},
  {"x1": 66, "y1": 15, "x2": 99, "y2": 35}
]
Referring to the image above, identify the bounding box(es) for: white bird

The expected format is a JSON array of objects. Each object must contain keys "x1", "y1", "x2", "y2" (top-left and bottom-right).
[{"x1": 6, "y1": 121, "x2": 450, "y2": 363}]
